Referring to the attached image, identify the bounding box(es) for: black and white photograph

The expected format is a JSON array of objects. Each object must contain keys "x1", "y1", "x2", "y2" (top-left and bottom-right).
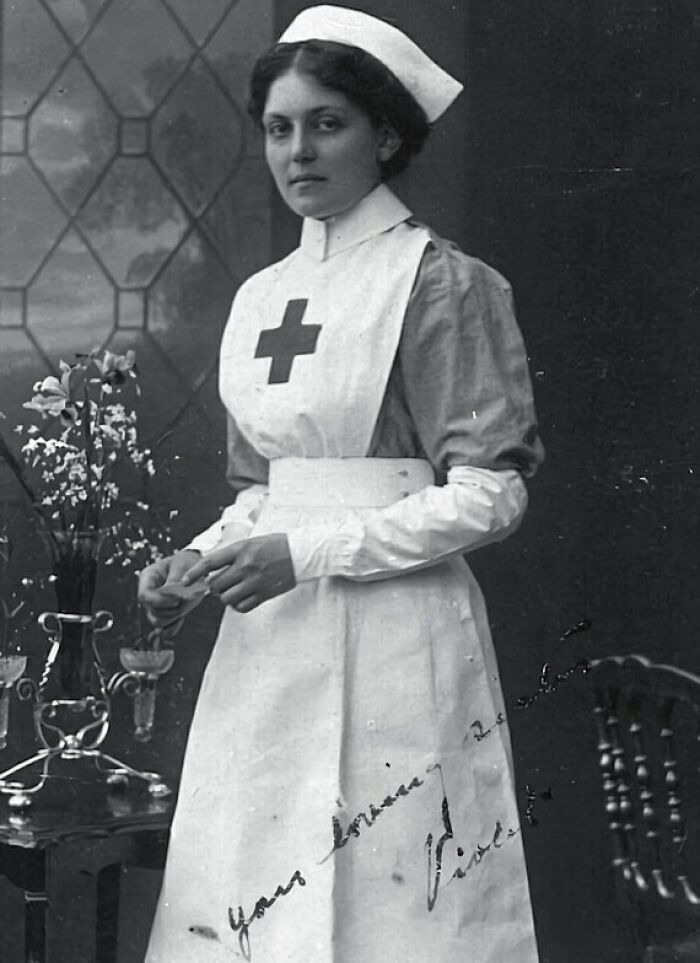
[{"x1": 0, "y1": 1, "x2": 698, "y2": 960}]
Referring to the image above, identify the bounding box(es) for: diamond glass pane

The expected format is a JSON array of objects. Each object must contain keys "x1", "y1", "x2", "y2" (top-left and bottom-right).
[
  {"x1": 164, "y1": 0, "x2": 233, "y2": 46},
  {"x1": 81, "y1": 0, "x2": 192, "y2": 117},
  {"x1": 149, "y1": 230, "x2": 232, "y2": 386},
  {"x1": 27, "y1": 229, "x2": 113, "y2": 357},
  {"x1": 206, "y1": 0, "x2": 273, "y2": 103},
  {"x1": 0, "y1": 157, "x2": 68, "y2": 286},
  {"x1": 44, "y1": 0, "x2": 110, "y2": 43},
  {"x1": 2, "y1": 0, "x2": 71, "y2": 117},
  {"x1": 78, "y1": 157, "x2": 189, "y2": 286},
  {"x1": 29, "y1": 59, "x2": 117, "y2": 214},
  {"x1": 152, "y1": 59, "x2": 243, "y2": 216},
  {"x1": 202, "y1": 157, "x2": 270, "y2": 280}
]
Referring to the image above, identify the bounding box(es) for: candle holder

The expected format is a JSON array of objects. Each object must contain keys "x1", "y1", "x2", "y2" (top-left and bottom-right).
[
  {"x1": 0, "y1": 610, "x2": 172, "y2": 810},
  {"x1": 110, "y1": 647, "x2": 175, "y2": 743}
]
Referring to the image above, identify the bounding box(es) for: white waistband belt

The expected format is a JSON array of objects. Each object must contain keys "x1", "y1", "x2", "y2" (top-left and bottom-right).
[{"x1": 268, "y1": 457, "x2": 435, "y2": 508}]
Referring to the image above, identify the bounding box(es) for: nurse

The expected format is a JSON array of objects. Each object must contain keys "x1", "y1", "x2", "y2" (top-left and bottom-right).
[{"x1": 139, "y1": 6, "x2": 544, "y2": 962}]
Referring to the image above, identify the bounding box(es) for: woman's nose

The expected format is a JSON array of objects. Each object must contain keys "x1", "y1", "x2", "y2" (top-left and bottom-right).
[{"x1": 291, "y1": 128, "x2": 315, "y2": 162}]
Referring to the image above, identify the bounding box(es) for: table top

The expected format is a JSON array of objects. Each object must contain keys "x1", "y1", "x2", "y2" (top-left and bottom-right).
[{"x1": 0, "y1": 778, "x2": 174, "y2": 850}]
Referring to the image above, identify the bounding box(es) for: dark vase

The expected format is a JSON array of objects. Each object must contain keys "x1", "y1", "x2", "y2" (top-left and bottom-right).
[{"x1": 46, "y1": 530, "x2": 105, "y2": 699}]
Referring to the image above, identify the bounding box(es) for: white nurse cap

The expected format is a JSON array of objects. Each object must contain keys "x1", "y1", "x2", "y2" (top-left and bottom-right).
[{"x1": 278, "y1": 5, "x2": 463, "y2": 123}]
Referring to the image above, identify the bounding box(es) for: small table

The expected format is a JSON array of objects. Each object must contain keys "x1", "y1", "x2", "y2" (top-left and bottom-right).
[{"x1": 0, "y1": 778, "x2": 173, "y2": 963}]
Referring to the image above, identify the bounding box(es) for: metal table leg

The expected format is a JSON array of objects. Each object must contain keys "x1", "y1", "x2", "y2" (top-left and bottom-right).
[
  {"x1": 0, "y1": 844, "x2": 48, "y2": 963},
  {"x1": 23, "y1": 853, "x2": 48, "y2": 963}
]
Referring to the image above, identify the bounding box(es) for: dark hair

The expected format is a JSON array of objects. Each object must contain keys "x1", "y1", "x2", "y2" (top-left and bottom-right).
[{"x1": 248, "y1": 40, "x2": 430, "y2": 179}]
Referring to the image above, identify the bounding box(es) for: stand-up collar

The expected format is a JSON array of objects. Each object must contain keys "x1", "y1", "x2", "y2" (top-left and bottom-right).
[{"x1": 299, "y1": 184, "x2": 412, "y2": 261}]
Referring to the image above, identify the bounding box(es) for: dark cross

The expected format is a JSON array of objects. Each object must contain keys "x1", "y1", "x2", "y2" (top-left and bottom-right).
[{"x1": 255, "y1": 299, "x2": 321, "y2": 384}]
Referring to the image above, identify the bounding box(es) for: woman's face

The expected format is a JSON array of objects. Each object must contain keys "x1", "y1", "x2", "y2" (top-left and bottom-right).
[{"x1": 262, "y1": 68, "x2": 398, "y2": 220}]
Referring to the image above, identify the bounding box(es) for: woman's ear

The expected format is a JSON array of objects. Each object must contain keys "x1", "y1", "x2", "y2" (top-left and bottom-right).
[{"x1": 376, "y1": 124, "x2": 402, "y2": 163}]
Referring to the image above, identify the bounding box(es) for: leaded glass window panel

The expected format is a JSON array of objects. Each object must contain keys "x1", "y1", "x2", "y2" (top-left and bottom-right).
[{"x1": 0, "y1": 0, "x2": 274, "y2": 593}]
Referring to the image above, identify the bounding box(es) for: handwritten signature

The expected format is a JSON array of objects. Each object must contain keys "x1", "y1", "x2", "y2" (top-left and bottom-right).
[
  {"x1": 464, "y1": 712, "x2": 505, "y2": 745},
  {"x1": 425, "y1": 793, "x2": 520, "y2": 911},
  {"x1": 514, "y1": 658, "x2": 590, "y2": 710},
  {"x1": 524, "y1": 784, "x2": 553, "y2": 826},
  {"x1": 221, "y1": 624, "x2": 590, "y2": 954},
  {"x1": 226, "y1": 768, "x2": 437, "y2": 958},
  {"x1": 321, "y1": 774, "x2": 426, "y2": 863},
  {"x1": 227, "y1": 869, "x2": 306, "y2": 960},
  {"x1": 559, "y1": 618, "x2": 591, "y2": 642},
  {"x1": 223, "y1": 763, "x2": 549, "y2": 955}
]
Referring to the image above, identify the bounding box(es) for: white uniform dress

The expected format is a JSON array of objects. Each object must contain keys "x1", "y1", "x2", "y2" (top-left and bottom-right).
[{"x1": 146, "y1": 184, "x2": 544, "y2": 963}]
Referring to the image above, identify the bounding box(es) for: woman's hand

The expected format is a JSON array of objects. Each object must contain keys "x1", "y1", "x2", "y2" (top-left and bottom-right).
[
  {"x1": 181, "y1": 534, "x2": 296, "y2": 613},
  {"x1": 137, "y1": 549, "x2": 203, "y2": 629}
]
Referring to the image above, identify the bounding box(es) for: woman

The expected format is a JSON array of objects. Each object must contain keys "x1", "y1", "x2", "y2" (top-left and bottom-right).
[{"x1": 139, "y1": 6, "x2": 544, "y2": 962}]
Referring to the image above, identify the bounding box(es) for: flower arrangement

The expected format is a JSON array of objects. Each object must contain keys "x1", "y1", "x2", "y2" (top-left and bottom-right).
[
  {"x1": 0, "y1": 349, "x2": 171, "y2": 695},
  {"x1": 0, "y1": 348, "x2": 169, "y2": 572}
]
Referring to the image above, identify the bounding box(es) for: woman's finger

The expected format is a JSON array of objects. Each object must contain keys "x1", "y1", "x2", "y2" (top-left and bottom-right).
[
  {"x1": 231, "y1": 594, "x2": 260, "y2": 613},
  {"x1": 219, "y1": 579, "x2": 258, "y2": 610},
  {"x1": 182, "y1": 543, "x2": 245, "y2": 585},
  {"x1": 232, "y1": 594, "x2": 260, "y2": 614},
  {"x1": 139, "y1": 589, "x2": 184, "y2": 613},
  {"x1": 207, "y1": 565, "x2": 246, "y2": 596}
]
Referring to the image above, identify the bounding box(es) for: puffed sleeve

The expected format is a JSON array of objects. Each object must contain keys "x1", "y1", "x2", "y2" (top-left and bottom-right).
[
  {"x1": 286, "y1": 236, "x2": 544, "y2": 582},
  {"x1": 186, "y1": 412, "x2": 269, "y2": 555}
]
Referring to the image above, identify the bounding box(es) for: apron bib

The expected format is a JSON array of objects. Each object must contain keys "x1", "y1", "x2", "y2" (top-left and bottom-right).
[{"x1": 219, "y1": 222, "x2": 431, "y2": 459}]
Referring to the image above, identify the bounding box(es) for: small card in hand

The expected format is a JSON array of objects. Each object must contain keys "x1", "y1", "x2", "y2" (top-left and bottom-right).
[{"x1": 159, "y1": 580, "x2": 210, "y2": 602}]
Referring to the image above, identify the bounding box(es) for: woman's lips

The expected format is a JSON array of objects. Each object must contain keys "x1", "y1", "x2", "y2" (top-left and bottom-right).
[{"x1": 289, "y1": 175, "x2": 326, "y2": 185}]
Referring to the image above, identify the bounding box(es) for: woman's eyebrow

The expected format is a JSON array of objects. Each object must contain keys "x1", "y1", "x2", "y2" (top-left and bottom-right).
[
  {"x1": 308, "y1": 104, "x2": 347, "y2": 114},
  {"x1": 263, "y1": 105, "x2": 348, "y2": 122}
]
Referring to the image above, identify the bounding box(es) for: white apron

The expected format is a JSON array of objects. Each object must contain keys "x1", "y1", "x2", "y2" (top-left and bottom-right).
[{"x1": 146, "y1": 221, "x2": 539, "y2": 963}]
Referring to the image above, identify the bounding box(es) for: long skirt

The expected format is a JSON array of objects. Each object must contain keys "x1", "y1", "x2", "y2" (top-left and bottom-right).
[{"x1": 145, "y1": 494, "x2": 540, "y2": 962}]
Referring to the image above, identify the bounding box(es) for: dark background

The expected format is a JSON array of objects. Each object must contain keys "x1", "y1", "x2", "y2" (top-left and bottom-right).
[
  {"x1": 458, "y1": 3, "x2": 700, "y2": 959},
  {"x1": 1, "y1": 1, "x2": 699, "y2": 960}
]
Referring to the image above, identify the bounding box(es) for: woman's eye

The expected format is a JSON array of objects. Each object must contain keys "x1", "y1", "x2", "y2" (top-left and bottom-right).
[
  {"x1": 316, "y1": 116, "x2": 341, "y2": 132},
  {"x1": 265, "y1": 122, "x2": 289, "y2": 138}
]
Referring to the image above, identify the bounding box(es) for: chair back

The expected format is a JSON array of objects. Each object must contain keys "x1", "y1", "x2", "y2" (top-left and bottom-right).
[{"x1": 589, "y1": 655, "x2": 700, "y2": 957}]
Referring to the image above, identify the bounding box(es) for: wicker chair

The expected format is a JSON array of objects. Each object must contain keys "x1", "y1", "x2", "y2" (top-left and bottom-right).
[{"x1": 589, "y1": 655, "x2": 700, "y2": 961}]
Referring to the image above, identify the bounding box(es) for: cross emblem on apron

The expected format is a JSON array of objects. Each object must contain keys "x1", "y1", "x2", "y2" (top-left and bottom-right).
[{"x1": 255, "y1": 299, "x2": 322, "y2": 384}]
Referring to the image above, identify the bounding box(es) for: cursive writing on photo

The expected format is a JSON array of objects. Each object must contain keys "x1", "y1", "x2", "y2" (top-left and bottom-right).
[
  {"x1": 464, "y1": 712, "x2": 505, "y2": 745},
  {"x1": 227, "y1": 869, "x2": 306, "y2": 960},
  {"x1": 321, "y1": 773, "x2": 426, "y2": 863},
  {"x1": 524, "y1": 784, "x2": 553, "y2": 826},
  {"x1": 425, "y1": 793, "x2": 520, "y2": 911},
  {"x1": 514, "y1": 658, "x2": 591, "y2": 710}
]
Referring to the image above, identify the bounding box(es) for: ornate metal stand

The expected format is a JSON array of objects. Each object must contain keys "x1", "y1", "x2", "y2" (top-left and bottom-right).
[{"x1": 0, "y1": 611, "x2": 171, "y2": 811}]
